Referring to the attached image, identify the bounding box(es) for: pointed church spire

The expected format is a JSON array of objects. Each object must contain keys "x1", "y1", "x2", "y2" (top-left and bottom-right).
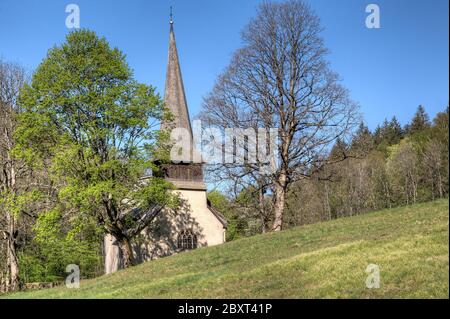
[{"x1": 163, "y1": 9, "x2": 193, "y2": 138}]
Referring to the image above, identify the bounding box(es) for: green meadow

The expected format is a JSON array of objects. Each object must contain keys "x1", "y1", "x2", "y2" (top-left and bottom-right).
[{"x1": 5, "y1": 199, "x2": 448, "y2": 299}]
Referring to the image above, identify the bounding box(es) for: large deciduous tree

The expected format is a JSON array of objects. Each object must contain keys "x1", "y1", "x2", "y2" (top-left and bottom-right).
[
  {"x1": 17, "y1": 30, "x2": 177, "y2": 271},
  {"x1": 201, "y1": 0, "x2": 359, "y2": 231}
]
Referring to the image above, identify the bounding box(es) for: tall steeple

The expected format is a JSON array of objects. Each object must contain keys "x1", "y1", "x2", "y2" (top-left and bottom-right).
[
  {"x1": 163, "y1": 11, "x2": 193, "y2": 138},
  {"x1": 159, "y1": 9, "x2": 205, "y2": 189}
]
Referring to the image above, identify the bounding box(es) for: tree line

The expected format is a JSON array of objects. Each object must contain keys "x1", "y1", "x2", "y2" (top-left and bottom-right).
[{"x1": 209, "y1": 105, "x2": 448, "y2": 241}]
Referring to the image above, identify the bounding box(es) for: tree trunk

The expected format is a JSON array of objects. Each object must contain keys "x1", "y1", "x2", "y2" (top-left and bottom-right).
[
  {"x1": 103, "y1": 233, "x2": 135, "y2": 273},
  {"x1": 118, "y1": 237, "x2": 135, "y2": 269},
  {"x1": 261, "y1": 217, "x2": 268, "y2": 233},
  {"x1": 7, "y1": 233, "x2": 20, "y2": 291},
  {"x1": 272, "y1": 173, "x2": 287, "y2": 232},
  {"x1": 2, "y1": 212, "x2": 21, "y2": 292},
  {"x1": 2, "y1": 161, "x2": 21, "y2": 292},
  {"x1": 438, "y1": 170, "x2": 443, "y2": 198},
  {"x1": 258, "y1": 187, "x2": 267, "y2": 233},
  {"x1": 104, "y1": 234, "x2": 121, "y2": 274},
  {"x1": 324, "y1": 183, "x2": 332, "y2": 221}
]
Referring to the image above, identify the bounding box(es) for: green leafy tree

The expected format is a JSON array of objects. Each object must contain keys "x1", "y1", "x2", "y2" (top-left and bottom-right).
[
  {"x1": 20, "y1": 208, "x2": 103, "y2": 283},
  {"x1": 207, "y1": 190, "x2": 245, "y2": 241},
  {"x1": 17, "y1": 30, "x2": 177, "y2": 270}
]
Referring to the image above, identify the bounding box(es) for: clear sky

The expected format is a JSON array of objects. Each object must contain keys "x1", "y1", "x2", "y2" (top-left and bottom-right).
[{"x1": 0, "y1": 0, "x2": 448, "y2": 130}]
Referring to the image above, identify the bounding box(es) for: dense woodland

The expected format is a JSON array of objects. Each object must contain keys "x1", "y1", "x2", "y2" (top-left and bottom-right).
[{"x1": 0, "y1": 0, "x2": 448, "y2": 293}]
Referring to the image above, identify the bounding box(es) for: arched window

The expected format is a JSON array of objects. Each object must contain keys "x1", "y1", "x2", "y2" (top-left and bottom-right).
[{"x1": 177, "y1": 230, "x2": 198, "y2": 250}]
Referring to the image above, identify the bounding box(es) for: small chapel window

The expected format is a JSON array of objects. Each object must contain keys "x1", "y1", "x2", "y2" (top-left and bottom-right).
[{"x1": 177, "y1": 230, "x2": 198, "y2": 250}]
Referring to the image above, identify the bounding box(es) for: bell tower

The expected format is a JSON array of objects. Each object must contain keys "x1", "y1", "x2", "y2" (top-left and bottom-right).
[
  {"x1": 156, "y1": 11, "x2": 227, "y2": 250},
  {"x1": 159, "y1": 11, "x2": 206, "y2": 191}
]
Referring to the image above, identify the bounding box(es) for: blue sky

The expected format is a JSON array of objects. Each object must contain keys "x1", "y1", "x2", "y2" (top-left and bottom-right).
[{"x1": 0, "y1": 0, "x2": 448, "y2": 130}]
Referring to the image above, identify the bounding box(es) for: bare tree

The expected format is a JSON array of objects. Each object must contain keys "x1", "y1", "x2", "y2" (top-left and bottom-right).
[
  {"x1": 422, "y1": 139, "x2": 444, "y2": 200},
  {"x1": 0, "y1": 60, "x2": 27, "y2": 291},
  {"x1": 201, "y1": 0, "x2": 359, "y2": 231},
  {"x1": 388, "y1": 141, "x2": 419, "y2": 205}
]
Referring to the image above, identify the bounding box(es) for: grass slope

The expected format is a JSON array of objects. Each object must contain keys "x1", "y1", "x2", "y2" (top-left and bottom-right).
[{"x1": 5, "y1": 199, "x2": 449, "y2": 299}]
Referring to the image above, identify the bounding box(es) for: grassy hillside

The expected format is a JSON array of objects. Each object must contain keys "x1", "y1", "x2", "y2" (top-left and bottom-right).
[{"x1": 5, "y1": 199, "x2": 449, "y2": 299}]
